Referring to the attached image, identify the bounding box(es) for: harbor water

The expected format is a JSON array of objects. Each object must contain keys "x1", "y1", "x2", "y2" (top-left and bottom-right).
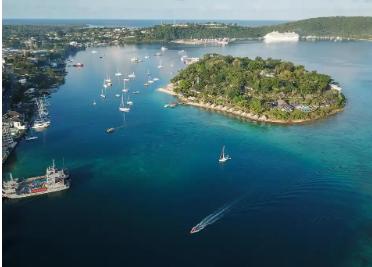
[{"x1": 3, "y1": 40, "x2": 372, "y2": 267}]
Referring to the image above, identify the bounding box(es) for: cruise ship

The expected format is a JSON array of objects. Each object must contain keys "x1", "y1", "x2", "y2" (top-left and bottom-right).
[
  {"x1": 263, "y1": 31, "x2": 300, "y2": 43},
  {"x1": 2, "y1": 160, "x2": 70, "y2": 199}
]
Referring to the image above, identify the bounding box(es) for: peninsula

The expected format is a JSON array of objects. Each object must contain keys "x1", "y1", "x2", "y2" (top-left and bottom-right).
[{"x1": 160, "y1": 54, "x2": 346, "y2": 124}]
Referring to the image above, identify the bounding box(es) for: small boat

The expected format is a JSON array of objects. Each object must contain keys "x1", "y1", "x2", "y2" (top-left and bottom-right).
[
  {"x1": 25, "y1": 136, "x2": 38, "y2": 141},
  {"x1": 144, "y1": 55, "x2": 150, "y2": 59},
  {"x1": 178, "y1": 50, "x2": 185, "y2": 54},
  {"x1": 128, "y1": 72, "x2": 136, "y2": 79},
  {"x1": 157, "y1": 64, "x2": 163, "y2": 69},
  {"x1": 131, "y1": 57, "x2": 140, "y2": 63},
  {"x1": 115, "y1": 72, "x2": 123, "y2": 77},
  {"x1": 32, "y1": 120, "x2": 51, "y2": 130},
  {"x1": 73, "y1": 63, "x2": 84, "y2": 67},
  {"x1": 115, "y1": 94, "x2": 120, "y2": 97},
  {"x1": 153, "y1": 77, "x2": 159, "y2": 81},
  {"x1": 127, "y1": 96, "x2": 133, "y2": 106},
  {"x1": 164, "y1": 102, "x2": 177, "y2": 108},
  {"x1": 123, "y1": 78, "x2": 130, "y2": 82},
  {"x1": 148, "y1": 80, "x2": 154, "y2": 84},
  {"x1": 161, "y1": 46, "x2": 168, "y2": 51},
  {"x1": 91, "y1": 50, "x2": 97, "y2": 54},
  {"x1": 119, "y1": 94, "x2": 130, "y2": 112},
  {"x1": 100, "y1": 88, "x2": 106, "y2": 98},
  {"x1": 218, "y1": 146, "x2": 231, "y2": 163},
  {"x1": 106, "y1": 128, "x2": 115, "y2": 134},
  {"x1": 122, "y1": 79, "x2": 129, "y2": 92},
  {"x1": 190, "y1": 225, "x2": 203, "y2": 234},
  {"x1": 93, "y1": 100, "x2": 96, "y2": 105},
  {"x1": 132, "y1": 91, "x2": 140, "y2": 94},
  {"x1": 155, "y1": 52, "x2": 162, "y2": 56},
  {"x1": 144, "y1": 83, "x2": 149, "y2": 87}
]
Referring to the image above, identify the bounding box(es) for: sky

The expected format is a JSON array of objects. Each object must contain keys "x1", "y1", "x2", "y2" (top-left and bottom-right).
[{"x1": 3, "y1": 0, "x2": 372, "y2": 20}]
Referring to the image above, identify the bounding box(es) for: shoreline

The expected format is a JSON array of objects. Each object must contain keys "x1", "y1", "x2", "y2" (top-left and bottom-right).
[{"x1": 157, "y1": 84, "x2": 344, "y2": 125}]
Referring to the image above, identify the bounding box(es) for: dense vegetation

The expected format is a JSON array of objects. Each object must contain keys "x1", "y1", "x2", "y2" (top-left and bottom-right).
[
  {"x1": 171, "y1": 54, "x2": 346, "y2": 121},
  {"x1": 263, "y1": 16, "x2": 372, "y2": 39},
  {"x1": 143, "y1": 16, "x2": 372, "y2": 41}
]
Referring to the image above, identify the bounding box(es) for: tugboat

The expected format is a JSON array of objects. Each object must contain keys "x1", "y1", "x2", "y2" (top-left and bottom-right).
[{"x1": 3, "y1": 160, "x2": 70, "y2": 199}]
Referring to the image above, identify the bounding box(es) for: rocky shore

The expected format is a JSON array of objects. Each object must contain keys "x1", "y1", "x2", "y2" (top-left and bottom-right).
[{"x1": 157, "y1": 84, "x2": 343, "y2": 125}]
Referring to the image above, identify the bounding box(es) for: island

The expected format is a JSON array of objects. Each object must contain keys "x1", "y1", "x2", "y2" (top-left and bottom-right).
[{"x1": 159, "y1": 54, "x2": 346, "y2": 124}]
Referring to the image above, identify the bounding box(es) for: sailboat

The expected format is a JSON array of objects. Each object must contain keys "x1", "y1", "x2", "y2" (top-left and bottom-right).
[
  {"x1": 128, "y1": 72, "x2": 136, "y2": 79},
  {"x1": 122, "y1": 79, "x2": 128, "y2": 93},
  {"x1": 100, "y1": 88, "x2": 106, "y2": 98},
  {"x1": 119, "y1": 94, "x2": 130, "y2": 112},
  {"x1": 127, "y1": 95, "x2": 133, "y2": 106},
  {"x1": 114, "y1": 70, "x2": 123, "y2": 76},
  {"x1": 32, "y1": 98, "x2": 51, "y2": 130},
  {"x1": 157, "y1": 60, "x2": 163, "y2": 69},
  {"x1": 105, "y1": 76, "x2": 112, "y2": 86},
  {"x1": 218, "y1": 146, "x2": 231, "y2": 163}
]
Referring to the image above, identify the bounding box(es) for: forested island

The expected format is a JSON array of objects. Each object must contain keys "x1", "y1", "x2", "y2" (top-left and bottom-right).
[{"x1": 164, "y1": 54, "x2": 346, "y2": 124}]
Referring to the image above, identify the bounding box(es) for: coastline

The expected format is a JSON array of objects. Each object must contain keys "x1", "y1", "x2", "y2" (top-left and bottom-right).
[{"x1": 157, "y1": 84, "x2": 344, "y2": 125}]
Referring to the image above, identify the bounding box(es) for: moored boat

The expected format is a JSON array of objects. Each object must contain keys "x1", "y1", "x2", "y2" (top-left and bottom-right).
[{"x1": 2, "y1": 160, "x2": 70, "y2": 199}]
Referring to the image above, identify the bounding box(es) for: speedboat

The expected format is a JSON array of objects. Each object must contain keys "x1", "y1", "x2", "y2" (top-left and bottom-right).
[
  {"x1": 190, "y1": 225, "x2": 204, "y2": 234},
  {"x1": 106, "y1": 128, "x2": 115, "y2": 134},
  {"x1": 32, "y1": 120, "x2": 50, "y2": 130},
  {"x1": 25, "y1": 136, "x2": 38, "y2": 141}
]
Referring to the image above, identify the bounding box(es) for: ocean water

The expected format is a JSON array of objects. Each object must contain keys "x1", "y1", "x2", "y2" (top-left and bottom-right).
[
  {"x1": 2, "y1": 19, "x2": 286, "y2": 28},
  {"x1": 3, "y1": 40, "x2": 372, "y2": 267}
]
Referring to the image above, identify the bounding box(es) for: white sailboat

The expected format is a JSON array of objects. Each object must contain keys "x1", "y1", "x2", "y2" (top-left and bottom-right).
[
  {"x1": 218, "y1": 146, "x2": 231, "y2": 163},
  {"x1": 128, "y1": 72, "x2": 136, "y2": 79},
  {"x1": 105, "y1": 76, "x2": 112, "y2": 86},
  {"x1": 100, "y1": 88, "x2": 106, "y2": 98},
  {"x1": 115, "y1": 69, "x2": 123, "y2": 76},
  {"x1": 32, "y1": 98, "x2": 50, "y2": 131},
  {"x1": 157, "y1": 60, "x2": 163, "y2": 69},
  {"x1": 119, "y1": 94, "x2": 130, "y2": 112},
  {"x1": 127, "y1": 95, "x2": 133, "y2": 106},
  {"x1": 122, "y1": 79, "x2": 128, "y2": 93}
]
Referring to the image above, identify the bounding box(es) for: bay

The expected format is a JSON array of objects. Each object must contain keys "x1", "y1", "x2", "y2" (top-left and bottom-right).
[{"x1": 3, "y1": 40, "x2": 372, "y2": 267}]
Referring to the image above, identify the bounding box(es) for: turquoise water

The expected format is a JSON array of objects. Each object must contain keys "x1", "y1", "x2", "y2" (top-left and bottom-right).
[{"x1": 3, "y1": 41, "x2": 372, "y2": 267}]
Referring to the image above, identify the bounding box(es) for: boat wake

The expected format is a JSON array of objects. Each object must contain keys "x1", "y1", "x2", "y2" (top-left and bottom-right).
[{"x1": 190, "y1": 198, "x2": 240, "y2": 234}]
